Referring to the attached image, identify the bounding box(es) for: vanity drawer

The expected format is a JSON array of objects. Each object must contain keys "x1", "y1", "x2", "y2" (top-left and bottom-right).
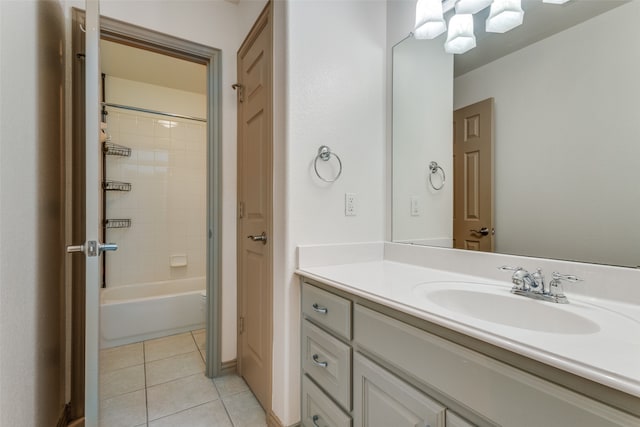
[
  {"x1": 302, "y1": 374, "x2": 352, "y2": 427},
  {"x1": 302, "y1": 320, "x2": 352, "y2": 410},
  {"x1": 302, "y1": 282, "x2": 352, "y2": 340}
]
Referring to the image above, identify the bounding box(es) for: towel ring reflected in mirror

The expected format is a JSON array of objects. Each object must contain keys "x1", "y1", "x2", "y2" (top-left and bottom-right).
[
  {"x1": 314, "y1": 145, "x2": 343, "y2": 183},
  {"x1": 428, "y1": 161, "x2": 445, "y2": 190}
]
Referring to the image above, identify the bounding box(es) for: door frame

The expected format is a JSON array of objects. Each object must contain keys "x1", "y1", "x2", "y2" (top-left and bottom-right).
[
  {"x1": 70, "y1": 12, "x2": 223, "y2": 419},
  {"x1": 98, "y1": 16, "x2": 223, "y2": 379}
]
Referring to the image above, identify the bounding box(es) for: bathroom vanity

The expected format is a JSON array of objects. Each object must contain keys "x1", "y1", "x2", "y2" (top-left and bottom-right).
[{"x1": 296, "y1": 243, "x2": 640, "y2": 427}]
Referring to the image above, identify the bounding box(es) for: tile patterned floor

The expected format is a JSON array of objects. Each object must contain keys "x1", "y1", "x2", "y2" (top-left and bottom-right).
[{"x1": 99, "y1": 330, "x2": 266, "y2": 427}]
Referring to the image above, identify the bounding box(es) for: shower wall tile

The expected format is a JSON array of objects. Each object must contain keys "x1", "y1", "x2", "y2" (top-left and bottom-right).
[{"x1": 105, "y1": 108, "x2": 206, "y2": 288}]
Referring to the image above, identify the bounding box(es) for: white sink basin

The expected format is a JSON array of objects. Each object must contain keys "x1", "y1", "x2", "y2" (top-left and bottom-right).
[{"x1": 414, "y1": 282, "x2": 600, "y2": 334}]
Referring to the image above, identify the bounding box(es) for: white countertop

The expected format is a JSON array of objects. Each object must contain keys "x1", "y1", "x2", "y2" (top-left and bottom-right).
[{"x1": 296, "y1": 260, "x2": 640, "y2": 398}]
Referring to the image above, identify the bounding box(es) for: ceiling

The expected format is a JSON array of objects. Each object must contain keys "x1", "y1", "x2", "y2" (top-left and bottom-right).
[
  {"x1": 100, "y1": 1, "x2": 627, "y2": 87},
  {"x1": 453, "y1": 0, "x2": 629, "y2": 76},
  {"x1": 100, "y1": 39, "x2": 207, "y2": 94}
]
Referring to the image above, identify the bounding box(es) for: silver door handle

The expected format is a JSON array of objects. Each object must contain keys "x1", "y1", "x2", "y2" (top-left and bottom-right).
[
  {"x1": 67, "y1": 244, "x2": 84, "y2": 253},
  {"x1": 312, "y1": 415, "x2": 321, "y2": 427},
  {"x1": 66, "y1": 241, "x2": 118, "y2": 256},
  {"x1": 470, "y1": 227, "x2": 490, "y2": 236},
  {"x1": 99, "y1": 243, "x2": 118, "y2": 254},
  {"x1": 312, "y1": 354, "x2": 328, "y2": 368},
  {"x1": 247, "y1": 232, "x2": 267, "y2": 245}
]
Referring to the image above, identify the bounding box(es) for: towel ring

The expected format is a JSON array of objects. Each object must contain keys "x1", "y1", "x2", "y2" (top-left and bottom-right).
[
  {"x1": 314, "y1": 146, "x2": 342, "y2": 183},
  {"x1": 428, "y1": 161, "x2": 445, "y2": 190}
]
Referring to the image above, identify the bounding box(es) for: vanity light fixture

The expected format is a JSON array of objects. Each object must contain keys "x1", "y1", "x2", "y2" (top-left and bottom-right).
[
  {"x1": 414, "y1": 0, "x2": 534, "y2": 54},
  {"x1": 445, "y1": 13, "x2": 476, "y2": 54},
  {"x1": 455, "y1": 0, "x2": 492, "y2": 14},
  {"x1": 543, "y1": 0, "x2": 570, "y2": 4},
  {"x1": 415, "y1": 0, "x2": 448, "y2": 39},
  {"x1": 486, "y1": 0, "x2": 525, "y2": 33}
]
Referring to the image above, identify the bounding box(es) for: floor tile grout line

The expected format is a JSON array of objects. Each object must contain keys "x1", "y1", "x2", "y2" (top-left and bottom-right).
[
  {"x1": 146, "y1": 400, "x2": 231, "y2": 425},
  {"x1": 143, "y1": 340, "x2": 149, "y2": 427}
]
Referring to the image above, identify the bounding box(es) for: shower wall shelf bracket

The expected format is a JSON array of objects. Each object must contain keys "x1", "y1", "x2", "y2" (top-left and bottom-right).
[
  {"x1": 104, "y1": 218, "x2": 131, "y2": 229},
  {"x1": 103, "y1": 141, "x2": 131, "y2": 157},
  {"x1": 103, "y1": 180, "x2": 132, "y2": 192}
]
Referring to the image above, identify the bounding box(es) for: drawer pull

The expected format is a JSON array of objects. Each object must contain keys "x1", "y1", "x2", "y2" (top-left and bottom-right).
[
  {"x1": 312, "y1": 415, "x2": 321, "y2": 427},
  {"x1": 312, "y1": 354, "x2": 328, "y2": 368},
  {"x1": 312, "y1": 303, "x2": 328, "y2": 314}
]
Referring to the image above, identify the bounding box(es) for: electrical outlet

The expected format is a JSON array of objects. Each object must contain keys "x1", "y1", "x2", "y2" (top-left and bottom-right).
[
  {"x1": 410, "y1": 196, "x2": 420, "y2": 216},
  {"x1": 345, "y1": 193, "x2": 356, "y2": 216}
]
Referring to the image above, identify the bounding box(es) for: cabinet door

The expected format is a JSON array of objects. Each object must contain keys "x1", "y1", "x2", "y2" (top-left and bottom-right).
[
  {"x1": 446, "y1": 410, "x2": 476, "y2": 427},
  {"x1": 353, "y1": 353, "x2": 445, "y2": 427}
]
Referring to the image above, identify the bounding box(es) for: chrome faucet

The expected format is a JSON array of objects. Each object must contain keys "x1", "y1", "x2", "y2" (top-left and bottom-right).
[{"x1": 498, "y1": 266, "x2": 582, "y2": 304}]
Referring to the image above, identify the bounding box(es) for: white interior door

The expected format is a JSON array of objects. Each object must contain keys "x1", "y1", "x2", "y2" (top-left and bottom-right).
[
  {"x1": 84, "y1": 1, "x2": 101, "y2": 423},
  {"x1": 66, "y1": 1, "x2": 107, "y2": 425}
]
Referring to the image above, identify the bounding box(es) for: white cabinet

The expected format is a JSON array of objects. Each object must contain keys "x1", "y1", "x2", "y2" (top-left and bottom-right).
[
  {"x1": 446, "y1": 411, "x2": 475, "y2": 427},
  {"x1": 353, "y1": 353, "x2": 445, "y2": 427},
  {"x1": 300, "y1": 278, "x2": 639, "y2": 427},
  {"x1": 301, "y1": 283, "x2": 353, "y2": 425},
  {"x1": 301, "y1": 281, "x2": 475, "y2": 427},
  {"x1": 302, "y1": 375, "x2": 352, "y2": 427}
]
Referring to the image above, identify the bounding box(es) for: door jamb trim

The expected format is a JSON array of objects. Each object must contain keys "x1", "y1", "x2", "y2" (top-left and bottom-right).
[{"x1": 99, "y1": 14, "x2": 223, "y2": 378}]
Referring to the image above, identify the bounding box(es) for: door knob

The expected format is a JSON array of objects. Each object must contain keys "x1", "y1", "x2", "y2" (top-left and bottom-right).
[
  {"x1": 470, "y1": 227, "x2": 490, "y2": 236},
  {"x1": 66, "y1": 240, "x2": 118, "y2": 256},
  {"x1": 67, "y1": 244, "x2": 85, "y2": 253},
  {"x1": 247, "y1": 232, "x2": 267, "y2": 245}
]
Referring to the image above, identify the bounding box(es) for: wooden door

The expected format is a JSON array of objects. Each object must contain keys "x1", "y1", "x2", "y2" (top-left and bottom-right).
[
  {"x1": 237, "y1": 2, "x2": 273, "y2": 411},
  {"x1": 453, "y1": 98, "x2": 494, "y2": 252}
]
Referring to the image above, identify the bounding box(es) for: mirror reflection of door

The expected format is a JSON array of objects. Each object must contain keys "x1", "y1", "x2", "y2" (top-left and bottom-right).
[{"x1": 453, "y1": 98, "x2": 494, "y2": 252}]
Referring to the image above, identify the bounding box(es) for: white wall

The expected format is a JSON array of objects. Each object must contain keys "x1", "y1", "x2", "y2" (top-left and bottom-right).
[
  {"x1": 392, "y1": 37, "x2": 453, "y2": 245},
  {"x1": 104, "y1": 77, "x2": 207, "y2": 287},
  {"x1": 105, "y1": 76, "x2": 206, "y2": 118},
  {"x1": 273, "y1": 1, "x2": 387, "y2": 424},
  {"x1": 454, "y1": 1, "x2": 640, "y2": 267},
  {"x1": 0, "y1": 0, "x2": 67, "y2": 425}
]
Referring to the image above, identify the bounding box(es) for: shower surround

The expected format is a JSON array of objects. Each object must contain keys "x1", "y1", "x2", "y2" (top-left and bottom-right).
[{"x1": 101, "y1": 76, "x2": 207, "y2": 347}]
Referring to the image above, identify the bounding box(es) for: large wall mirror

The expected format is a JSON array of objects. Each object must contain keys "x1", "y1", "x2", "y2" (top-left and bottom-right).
[{"x1": 392, "y1": 0, "x2": 639, "y2": 268}]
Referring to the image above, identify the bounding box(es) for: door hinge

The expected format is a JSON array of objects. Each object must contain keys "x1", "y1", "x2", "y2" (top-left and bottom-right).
[
  {"x1": 239, "y1": 201, "x2": 245, "y2": 219},
  {"x1": 232, "y1": 83, "x2": 245, "y2": 103},
  {"x1": 239, "y1": 316, "x2": 245, "y2": 334}
]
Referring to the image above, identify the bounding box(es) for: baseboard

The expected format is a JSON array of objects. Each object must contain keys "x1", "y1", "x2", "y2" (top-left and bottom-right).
[
  {"x1": 219, "y1": 359, "x2": 237, "y2": 376},
  {"x1": 67, "y1": 417, "x2": 84, "y2": 427},
  {"x1": 266, "y1": 410, "x2": 300, "y2": 427},
  {"x1": 56, "y1": 403, "x2": 72, "y2": 427}
]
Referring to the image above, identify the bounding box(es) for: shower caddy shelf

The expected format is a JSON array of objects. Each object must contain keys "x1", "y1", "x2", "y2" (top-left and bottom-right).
[
  {"x1": 102, "y1": 137, "x2": 132, "y2": 232},
  {"x1": 103, "y1": 180, "x2": 132, "y2": 192},
  {"x1": 104, "y1": 218, "x2": 132, "y2": 229},
  {"x1": 103, "y1": 141, "x2": 132, "y2": 157}
]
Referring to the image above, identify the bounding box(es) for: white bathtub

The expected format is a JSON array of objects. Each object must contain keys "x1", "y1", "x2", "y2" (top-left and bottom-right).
[{"x1": 100, "y1": 277, "x2": 206, "y2": 348}]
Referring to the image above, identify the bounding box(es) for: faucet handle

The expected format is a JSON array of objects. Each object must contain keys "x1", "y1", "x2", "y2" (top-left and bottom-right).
[
  {"x1": 498, "y1": 266, "x2": 529, "y2": 290},
  {"x1": 551, "y1": 272, "x2": 583, "y2": 282},
  {"x1": 549, "y1": 272, "x2": 583, "y2": 301},
  {"x1": 498, "y1": 265, "x2": 523, "y2": 272}
]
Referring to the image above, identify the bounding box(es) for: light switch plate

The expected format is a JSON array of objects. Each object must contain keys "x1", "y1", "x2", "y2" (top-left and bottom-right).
[{"x1": 410, "y1": 196, "x2": 420, "y2": 216}]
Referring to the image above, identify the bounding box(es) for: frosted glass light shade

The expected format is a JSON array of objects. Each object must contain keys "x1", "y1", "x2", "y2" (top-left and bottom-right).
[
  {"x1": 414, "y1": 0, "x2": 447, "y2": 39},
  {"x1": 543, "y1": 0, "x2": 570, "y2": 4},
  {"x1": 455, "y1": 0, "x2": 492, "y2": 14},
  {"x1": 445, "y1": 14, "x2": 476, "y2": 54},
  {"x1": 486, "y1": 0, "x2": 524, "y2": 33}
]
